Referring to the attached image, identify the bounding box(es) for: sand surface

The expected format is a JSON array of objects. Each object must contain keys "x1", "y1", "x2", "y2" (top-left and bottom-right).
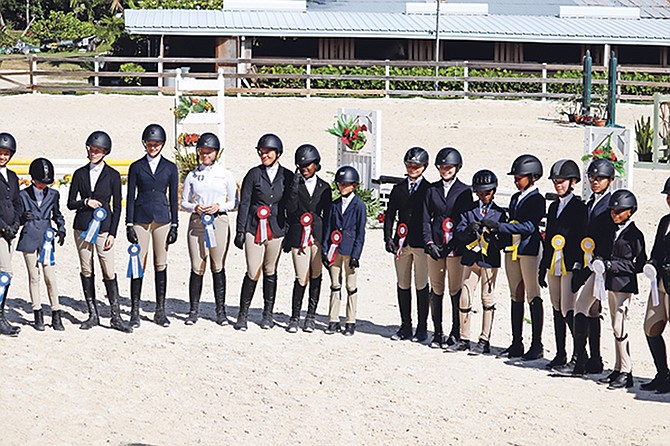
[{"x1": 0, "y1": 94, "x2": 669, "y2": 445}]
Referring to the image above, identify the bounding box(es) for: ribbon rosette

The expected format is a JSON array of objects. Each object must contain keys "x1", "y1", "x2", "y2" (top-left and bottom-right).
[
  {"x1": 255, "y1": 206, "x2": 272, "y2": 243},
  {"x1": 395, "y1": 223, "x2": 408, "y2": 259},
  {"x1": 300, "y1": 212, "x2": 313, "y2": 250},
  {"x1": 505, "y1": 219, "x2": 521, "y2": 261},
  {"x1": 0, "y1": 272, "x2": 10, "y2": 305},
  {"x1": 201, "y1": 213, "x2": 218, "y2": 248},
  {"x1": 326, "y1": 230, "x2": 343, "y2": 267},
  {"x1": 592, "y1": 259, "x2": 608, "y2": 302},
  {"x1": 126, "y1": 244, "x2": 144, "y2": 279},
  {"x1": 442, "y1": 218, "x2": 455, "y2": 256},
  {"x1": 466, "y1": 227, "x2": 489, "y2": 257},
  {"x1": 581, "y1": 237, "x2": 595, "y2": 268},
  {"x1": 80, "y1": 207, "x2": 107, "y2": 244},
  {"x1": 549, "y1": 234, "x2": 567, "y2": 277},
  {"x1": 643, "y1": 263, "x2": 660, "y2": 307},
  {"x1": 38, "y1": 228, "x2": 56, "y2": 266}
]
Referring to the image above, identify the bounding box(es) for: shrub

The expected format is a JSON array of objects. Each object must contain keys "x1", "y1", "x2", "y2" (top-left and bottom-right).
[
  {"x1": 119, "y1": 62, "x2": 146, "y2": 86},
  {"x1": 31, "y1": 11, "x2": 96, "y2": 42}
]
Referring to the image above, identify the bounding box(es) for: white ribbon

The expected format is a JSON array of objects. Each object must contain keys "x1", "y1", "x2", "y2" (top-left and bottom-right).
[
  {"x1": 644, "y1": 263, "x2": 660, "y2": 307},
  {"x1": 201, "y1": 214, "x2": 218, "y2": 248},
  {"x1": 80, "y1": 208, "x2": 107, "y2": 244},
  {"x1": 592, "y1": 259, "x2": 608, "y2": 302},
  {"x1": 38, "y1": 228, "x2": 56, "y2": 266},
  {"x1": 126, "y1": 244, "x2": 144, "y2": 279}
]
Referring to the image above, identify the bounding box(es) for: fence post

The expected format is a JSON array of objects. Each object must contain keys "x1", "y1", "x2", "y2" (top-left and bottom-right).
[
  {"x1": 157, "y1": 56, "x2": 164, "y2": 95},
  {"x1": 29, "y1": 55, "x2": 36, "y2": 93},
  {"x1": 616, "y1": 70, "x2": 621, "y2": 103},
  {"x1": 306, "y1": 58, "x2": 311, "y2": 98},
  {"x1": 542, "y1": 62, "x2": 547, "y2": 101},
  {"x1": 94, "y1": 56, "x2": 100, "y2": 93},
  {"x1": 463, "y1": 60, "x2": 469, "y2": 98},
  {"x1": 385, "y1": 59, "x2": 390, "y2": 98}
]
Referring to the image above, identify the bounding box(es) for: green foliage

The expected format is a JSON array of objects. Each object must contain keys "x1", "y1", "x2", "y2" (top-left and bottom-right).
[
  {"x1": 620, "y1": 71, "x2": 670, "y2": 96},
  {"x1": 329, "y1": 180, "x2": 382, "y2": 220},
  {"x1": 119, "y1": 62, "x2": 145, "y2": 85},
  {"x1": 96, "y1": 15, "x2": 125, "y2": 46},
  {"x1": 31, "y1": 10, "x2": 96, "y2": 42},
  {"x1": 635, "y1": 116, "x2": 653, "y2": 155},
  {"x1": 469, "y1": 68, "x2": 540, "y2": 93},
  {"x1": 389, "y1": 65, "x2": 464, "y2": 92},
  {"x1": 133, "y1": 0, "x2": 223, "y2": 8},
  {"x1": 547, "y1": 69, "x2": 608, "y2": 96}
]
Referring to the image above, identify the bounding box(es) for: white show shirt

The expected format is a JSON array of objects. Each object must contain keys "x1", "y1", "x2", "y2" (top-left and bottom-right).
[
  {"x1": 442, "y1": 178, "x2": 455, "y2": 198},
  {"x1": 615, "y1": 219, "x2": 633, "y2": 241},
  {"x1": 147, "y1": 154, "x2": 161, "y2": 174},
  {"x1": 341, "y1": 193, "x2": 354, "y2": 214},
  {"x1": 304, "y1": 175, "x2": 317, "y2": 196},
  {"x1": 89, "y1": 162, "x2": 104, "y2": 191},
  {"x1": 266, "y1": 164, "x2": 279, "y2": 183},
  {"x1": 0, "y1": 167, "x2": 7, "y2": 182},
  {"x1": 33, "y1": 185, "x2": 45, "y2": 207},
  {"x1": 181, "y1": 163, "x2": 237, "y2": 213},
  {"x1": 556, "y1": 193, "x2": 574, "y2": 217}
]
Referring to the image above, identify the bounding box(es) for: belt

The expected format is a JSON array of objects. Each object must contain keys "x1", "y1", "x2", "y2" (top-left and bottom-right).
[{"x1": 192, "y1": 211, "x2": 227, "y2": 217}]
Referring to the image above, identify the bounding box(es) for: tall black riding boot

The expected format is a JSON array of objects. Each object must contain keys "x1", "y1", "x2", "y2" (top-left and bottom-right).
[
  {"x1": 213, "y1": 269, "x2": 228, "y2": 326},
  {"x1": 523, "y1": 297, "x2": 544, "y2": 360},
  {"x1": 79, "y1": 274, "x2": 99, "y2": 330},
  {"x1": 0, "y1": 285, "x2": 20, "y2": 336},
  {"x1": 51, "y1": 310, "x2": 64, "y2": 331},
  {"x1": 391, "y1": 287, "x2": 413, "y2": 341},
  {"x1": 103, "y1": 275, "x2": 133, "y2": 333},
  {"x1": 641, "y1": 336, "x2": 669, "y2": 391},
  {"x1": 413, "y1": 285, "x2": 430, "y2": 342},
  {"x1": 570, "y1": 313, "x2": 589, "y2": 375},
  {"x1": 235, "y1": 275, "x2": 257, "y2": 331},
  {"x1": 260, "y1": 274, "x2": 277, "y2": 329},
  {"x1": 446, "y1": 290, "x2": 461, "y2": 346},
  {"x1": 129, "y1": 277, "x2": 143, "y2": 328},
  {"x1": 586, "y1": 316, "x2": 604, "y2": 373},
  {"x1": 430, "y1": 292, "x2": 444, "y2": 348},
  {"x1": 33, "y1": 309, "x2": 45, "y2": 331},
  {"x1": 502, "y1": 300, "x2": 524, "y2": 358},
  {"x1": 185, "y1": 272, "x2": 204, "y2": 325},
  {"x1": 303, "y1": 275, "x2": 322, "y2": 333},
  {"x1": 153, "y1": 269, "x2": 170, "y2": 327},
  {"x1": 288, "y1": 279, "x2": 307, "y2": 333},
  {"x1": 547, "y1": 309, "x2": 567, "y2": 368}
]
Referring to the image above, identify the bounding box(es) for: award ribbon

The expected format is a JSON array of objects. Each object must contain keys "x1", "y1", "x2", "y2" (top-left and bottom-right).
[
  {"x1": 326, "y1": 230, "x2": 342, "y2": 266},
  {"x1": 38, "y1": 228, "x2": 56, "y2": 266},
  {"x1": 0, "y1": 272, "x2": 10, "y2": 306},
  {"x1": 504, "y1": 220, "x2": 521, "y2": 261},
  {"x1": 581, "y1": 237, "x2": 595, "y2": 268},
  {"x1": 643, "y1": 263, "x2": 660, "y2": 307},
  {"x1": 126, "y1": 244, "x2": 144, "y2": 279},
  {"x1": 395, "y1": 223, "x2": 408, "y2": 259},
  {"x1": 80, "y1": 207, "x2": 107, "y2": 244},
  {"x1": 549, "y1": 234, "x2": 567, "y2": 277},
  {"x1": 201, "y1": 213, "x2": 218, "y2": 248},
  {"x1": 255, "y1": 206, "x2": 272, "y2": 243},
  {"x1": 591, "y1": 259, "x2": 608, "y2": 302},
  {"x1": 300, "y1": 212, "x2": 313, "y2": 250}
]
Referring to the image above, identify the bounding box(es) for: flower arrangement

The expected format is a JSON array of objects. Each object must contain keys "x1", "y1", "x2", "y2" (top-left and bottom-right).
[
  {"x1": 177, "y1": 132, "x2": 200, "y2": 147},
  {"x1": 326, "y1": 115, "x2": 368, "y2": 151},
  {"x1": 57, "y1": 174, "x2": 72, "y2": 187},
  {"x1": 172, "y1": 97, "x2": 215, "y2": 120},
  {"x1": 581, "y1": 132, "x2": 626, "y2": 176}
]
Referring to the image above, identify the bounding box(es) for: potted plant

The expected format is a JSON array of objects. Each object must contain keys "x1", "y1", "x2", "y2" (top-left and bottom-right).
[
  {"x1": 558, "y1": 96, "x2": 581, "y2": 123},
  {"x1": 172, "y1": 97, "x2": 215, "y2": 120},
  {"x1": 635, "y1": 116, "x2": 653, "y2": 162},
  {"x1": 581, "y1": 132, "x2": 626, "y2": 176},
  {"x1": 326, "y1": 115, "x2": 368, "y2": 152}
]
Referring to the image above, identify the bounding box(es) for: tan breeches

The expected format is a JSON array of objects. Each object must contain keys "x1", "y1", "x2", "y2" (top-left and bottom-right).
[
  {"x1": 548, "y1": 273, "x2": 576, "y2": 317},
  {"x1": 244, "y1": 233, "x2": 282, "y2": 280},
  {"x1": 574, "y1": 273, "x2": 603, "y2": 318},
  {"x1": 504, "y1": 253, "x2": 541, "y2": 303},
  {"x1": 74, "y1": 230, "x2": 115, "y2": 280},
  {"x1": 187, "y1": 213, "x2": 230, "y2": 274},
  {"x1": 644, "y1": 281, "x2": 670, "y2": 338},
  {"x1": 291, "y1": 242, "x2": 322, "y2": 286},
  {"x1": 427, "y1": 256, "x2": 464, "y2": 297},
  {"x1": 395, "y1": 246, "x2": 429, "y2": 290},
  {"x1": 460, "y1": 264, "x2": 498, "y2": 341},
  {"x1": 608, "y1": 291, "x2": 632, "y2": 374},
  {"x1": 134, "y1": 221, "x2": 170, "y2": 272},
  {"x1": 328, "y1": 253, "x2": 358, "y2": 323},
  {"x1": 22, "y1": 251, "x2": 59, "y2": 311}
]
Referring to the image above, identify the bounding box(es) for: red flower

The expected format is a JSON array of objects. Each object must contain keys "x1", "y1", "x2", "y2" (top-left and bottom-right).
[
  {"x1": 361, "y1": 124, "x2": 368, "y2": 131},
  {"x1": 353, "y1": 128, "x2": 359, "y2": 137},
  {"x1": 341, "y1": 137, "x2": 350, "y2": 146},
  {"x1": 344, "y1": 128, "x2": 350, "y2": 137},
  {"x1": 610, "y1": 152, "x2": 617, "y2": 161},
  {"x1": 593, "y1": 149, "x2": 604, "y2": 156},
  {"x1": 377, "y1": 213, "x2": 385, "y2": 223}
]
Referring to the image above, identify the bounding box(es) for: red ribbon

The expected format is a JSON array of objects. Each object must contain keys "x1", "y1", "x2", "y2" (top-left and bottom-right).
[
  {"x1": 327, "y1": 230, "x2": 342, "y2": 266},
  {"x1": 300, "y1": 212, "x2": 313, "y2": 249},
  {"x1": 255, "y1": 205, "x2": 272, "y2": 243},
  {"x1": 396, "y1": 223, "x2": 408, "y2": 259},
  {"x1": 442, "y1": 218, "x2": 455, "y2": 256}
]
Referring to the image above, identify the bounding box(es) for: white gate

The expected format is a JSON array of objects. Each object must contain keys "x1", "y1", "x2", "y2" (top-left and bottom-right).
[{"x1": 335, "y1": 108, "x2": 382, "y2": 190}]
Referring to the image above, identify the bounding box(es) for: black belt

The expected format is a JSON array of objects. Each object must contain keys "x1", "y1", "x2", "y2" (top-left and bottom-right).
[{"x1": 192, "y1": 212, "x2": 227, "y2": 216}]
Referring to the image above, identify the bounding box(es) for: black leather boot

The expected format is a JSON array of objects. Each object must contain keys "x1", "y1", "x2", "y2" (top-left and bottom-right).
[
  {"x1": 288, "y1": 279, "x2": 306, "y2": 333},
  {"x1": 213, "y1": 269, "x2": 228, "y2": 326},
  {"x1": 522, "y1": 297, "x2": 544, "y2": 360},
  {"x1": 235, "y1": 276, "x2": 257, "y2": 331},
  {"x1": 586, "y1": 316, "x2": 603, "y2": 373},
  {"x1": 303, "y1": 275, "x2": 321, "y2": 333},
  {"x1": 446, "y1": 290, "x2": 461, "y2": 346},
  {"x1": 412, "y1": 285, "x2": 429, "y2": 342},
  {"x1": 568, "y1": 313, "x2": 589, "y2": 375},
  {"x1": 104, "y1": 276, "x2": 133, "y2": 333},
  {"x1": 51, "y1": 310, "x2": 64, "y2": 331},
  {"x1": 79, "y1": 274, "x2": 99, "y2": 330},
  {"x1": 641, "y1": 336, "x2": 669, "y2": 391},
  {"x1": 129, "y1": 277, "x2": 142, "y2": 328},
  {"x1": 430, "y1": 292, "x2": 444, "y2": 348},
  {"x1": 260, "y1": 274, "x2": 277, "y2": 329},
  {"x1": 547, "y1": 309, "x2": 567, "y2": 369},
  {"x1": 153, "y1": 269, "x2": 170, "y2": 327},
  {"x1": 185, "y1": 272, "x2": 203, "y2": 325},
  {"x1": 502, "y1": 300, "x2": 524, "y2": 358},
  {"x1": 0, "y1": 285, "x2": 20, "y2": 336},
  {"x1": 33, "y1": 309, "x2": 45, "y2": 331},
  {"x1": 391, "y1": 287, "x2": 413, "y2": 341}
]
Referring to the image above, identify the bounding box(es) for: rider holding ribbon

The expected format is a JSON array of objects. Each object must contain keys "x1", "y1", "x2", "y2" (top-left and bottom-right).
[
  {"x1": 234, "y1": 133, "x2": 293, "y2": 331},
  {"x1": 125, "y1": 124, "x2": 179, "y2": 328},
  {"x1": 539, "y1": 160, "x2": 587, "y2": 371},
  {"x1": 68, "y1": 131, "x2": 132, "y2": 332},
  {"x1": 180, "y1": 133, "x2": 237, "y2": 326},
  {"x1": 283, "y1": 144, "x2": 331, "y2": 334},
  {"x1": 17, "y1": 158, "x2": 66, "y2": 331},
  {"x1": 384, "y1": 147, "x2": 430, "y2": 342}
]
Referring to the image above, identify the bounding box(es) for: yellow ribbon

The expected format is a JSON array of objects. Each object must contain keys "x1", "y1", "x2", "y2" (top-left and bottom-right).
[
  {"x1": 504, "y1": 220, "x2": 520, "y2": 261},
  {"x1": 581, "y1": 237, "x2": 595, "y2": 267},
  {"x1": 549, "y1": 234, "x2": 567, "y2": 276},
  {"x1": 466, "y1": 232, "x2": 489, "y2": 257}
]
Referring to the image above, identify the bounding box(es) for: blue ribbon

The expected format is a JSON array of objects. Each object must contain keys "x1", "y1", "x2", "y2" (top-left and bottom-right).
[
  {"x1": 0, "y1": 272, "x2": 11, "y2": 306},
  {"x1": 38, "y1": 228, "x2": 56, "y2": 266},
  {"x1": 126, "y1": 244, "x2": 144, "y2": 279},
  {"x1": 80, "y1": 207, "x2": 107, "y2": 244},
  {"x1": 201, "y1": 213, "x2": 217, "y2": 248}
]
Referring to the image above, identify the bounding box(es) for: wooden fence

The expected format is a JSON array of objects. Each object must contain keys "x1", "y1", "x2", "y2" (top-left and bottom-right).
[{"x1": 1, "y1": 55, "x2": 670, "y2": 101}]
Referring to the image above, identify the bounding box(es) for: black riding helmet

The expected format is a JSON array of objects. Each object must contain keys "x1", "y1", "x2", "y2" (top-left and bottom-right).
[
  {"x1": 434, "y1": 147, "x2": 463, "y2": 168},
  {"x1": 549, "y1": 159, "x2": 581, "y2": 183},
  {"x1": 508, "y1": 154, "x2": 543, "y2": 179},
  {"x1": 142, "y1": 124, "x2": 167, "y2": 143},
  {"x1": 608, "y1": 189, "x2": 637, "y2": 213},
  {"x1": 197, "y1": 132, "x2": 221, "y2": 151},
  {"x1": 587, "y1": 158, "x2": 616, "y2": 180},
  {"x1": 335, "y1": 166, "x2": 360, "y2": 184},
  {"x1": 295, "y1": 144, "x2": 321, "y2": 170},
  {"x1": 0, "y1": 132, "x2": 17, "y2": 154},
  {"x1": 256, "y1": 133, "x2": 283, "y2": 156},
  {"x1": 662, "y1": 177, "x2": 670, "y2": 195},
  {"x1": 86, "y1": 130, "x2": 112, "y2": 154},
  {"x1": 472, "y1": 169, "x2": 498, "y2": 191},
  {"x1": 404, "y1": 147, "x2": 429, "y2": 167},
  {"x1": 29, "y1": 158, "x2": 55, "y2": 185}
]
